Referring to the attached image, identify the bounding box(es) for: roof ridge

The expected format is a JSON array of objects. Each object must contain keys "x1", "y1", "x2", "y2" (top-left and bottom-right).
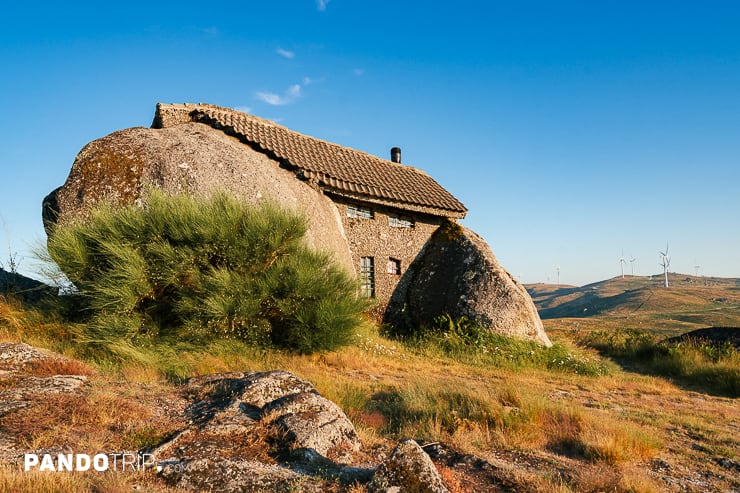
[
  {"x1": 159, "y1": 103, "x2": 430, "y2": 176},
  {"x1": 154, "y1": 103, "x2": 466, "y2": 217}
]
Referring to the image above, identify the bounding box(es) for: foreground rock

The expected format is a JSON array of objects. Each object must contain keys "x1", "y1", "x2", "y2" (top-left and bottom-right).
[
  {"x1": 150, "y1": 371, "x2": 371, "y2": 491},
  {"x1": 386, "y1": 222, "x2": 551, "y2": 346},
  {"x1": 369, "y1": 439, "x2": 449, "y2": 493},
  {"x1": 147, "y1": 370, "x2": 456, "y2": 492},
  {"x1": 0, "y1": 343, "x2": 89, "y2": 461}
]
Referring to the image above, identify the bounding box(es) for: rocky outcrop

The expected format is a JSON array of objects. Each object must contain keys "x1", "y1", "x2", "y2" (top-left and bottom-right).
[
  {"x1": 151, "y1": 371, "x2": 369, "y2": 491},
  {"x1": 265, "y1": 391, "x2": 362, "y2": 462},
  {"x1": 0, "y1": 343, "x2": 89, "y2": 461},
  {"x1": 147, "y1": 370, "x2": 458, "y2": 492},
  {"x1": 369, "y1": 439, "x2": 449, "y2": 493},
  {"x1": 42, "y1": 123, "x2": 354, "y2": 275},
  {"x1": 386, "y1": 222, "x2": 551, "y2": 346}
]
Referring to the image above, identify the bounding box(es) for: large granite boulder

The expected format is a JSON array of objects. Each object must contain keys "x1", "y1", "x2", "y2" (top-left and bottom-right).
[
  {"x1": 42, "y1": 122, "x2": 354, "y2": 275},
  {"x1": 385, "y1": 221, "x2": 551, "y2": 346}
]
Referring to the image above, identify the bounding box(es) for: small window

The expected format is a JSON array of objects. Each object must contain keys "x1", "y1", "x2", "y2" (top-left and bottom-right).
[
  {"x1": 347, "y1": 204, "x2": 373, "y2": 219},
  {"x1": 388, "y1": 258, "x2": 401, "y2": 275},
  {"x1": 388, "y1": 215, "x2": 414, "y2": 228},
  {"x1": 360, "y1": 257, "x2": 375, "y2": 298}
]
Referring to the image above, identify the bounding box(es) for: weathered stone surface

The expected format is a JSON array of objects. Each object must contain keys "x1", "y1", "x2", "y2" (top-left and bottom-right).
[
  {"x1": 0, "y1": 342, "x2": 49, "y2": 367},
  {"x1": 386, "y1": 222, "x2": 551, "y2": 346},
  {"x1": 265, "y1": 391, "x2": 362, "y2": 462},
  {"x1": 235, "y1": 370, "x2": 318, "y2": 409},
  {"x1": 44, "y1": 123, "x2": 354, "y2": 275},
  {"x1": 158, "y1": 458, "x2": 309, "y2": 493},
  {"x1": 0, "y1": 343, "x2": 90, "y2": 463},
  {"x1": 4, "y1": 375, "x2": 87, "y2": 399},
  {"x1": 148, "y1": 369, "x2": 372, "y2": 490},
  {"x1": 369, "y1": 439, "x2": 449, "y2": 493},
  {"x1": 152, "y1": 371, "x2": 362, "y2": 473}
]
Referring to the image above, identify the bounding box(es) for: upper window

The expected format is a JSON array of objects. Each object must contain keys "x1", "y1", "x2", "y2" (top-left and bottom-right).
[
  {"x1": 388, "y1": 215, "x2": 414, "y2": 228},
  {"x1": 387, "y1": 258, "x2": 401, "y2": 275},
  {"x1": 347, "y1": 204, "x2": 374, "y2": 219}
]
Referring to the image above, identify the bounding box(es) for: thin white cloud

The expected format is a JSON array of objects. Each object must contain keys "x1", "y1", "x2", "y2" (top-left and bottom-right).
[
  {"x1": 352, "y1": 68, "x2": 365, "y2": 76},
  {"x1": 317, "y1": 0, "x2": 330, "y2": 11},
  {"x1": 256, "y1": 92, "x2": 289, "y2": 106},
  {"x1": 256, "y1": 83, "x2": 304, "y2": 106},
  {"x1": 276, "y1": 48, "x2": 295, "y2": 59},
  {"x1": 234, "y1": 106, "x2": 252, "y2": 114},
  {"x1": 302, "y1": 76, "x2": 313, "y2": 85}
]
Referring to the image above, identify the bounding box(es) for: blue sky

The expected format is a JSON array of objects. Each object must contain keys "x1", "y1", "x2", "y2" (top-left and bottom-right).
[{"x1": 1, "y1": 1, "x2": 738, "y2": 286}]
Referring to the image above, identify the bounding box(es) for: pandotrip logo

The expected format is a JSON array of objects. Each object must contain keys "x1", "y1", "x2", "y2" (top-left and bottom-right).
[{"x1": 24, "y1": 453, "x2": 155, "y2": 472}]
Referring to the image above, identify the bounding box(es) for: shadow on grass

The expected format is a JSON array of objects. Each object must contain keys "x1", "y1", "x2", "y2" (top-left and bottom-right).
[{"x1": 582, "y1": 329, "x2": 739, "y2": 398}]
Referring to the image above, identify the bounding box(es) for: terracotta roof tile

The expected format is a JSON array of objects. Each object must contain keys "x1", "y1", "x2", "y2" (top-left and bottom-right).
[{"x1": 154, "y1": 103, "x2": 467, "y2": 218}]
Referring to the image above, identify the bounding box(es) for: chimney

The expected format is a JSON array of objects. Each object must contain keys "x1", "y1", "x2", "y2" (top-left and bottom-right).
[{"x1": 390, "y1": 147, "x2": 402, "y2": 163}]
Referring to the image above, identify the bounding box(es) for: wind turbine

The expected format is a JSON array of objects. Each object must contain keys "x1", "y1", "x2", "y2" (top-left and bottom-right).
[
  {"x1": 619, "y1": 250, "x2": 626, "y2": 279},
  {"x1": 659, "y1": 243, "x2": 670, "y2": 288},
  {"x1": 694, "y1": 260, "x2": 701, "y2": 277},
  {"x1": 629, "y1": 256, "x2": 636, "y2": 276},
  {"x1": 556, "y1": 265, "x2": 560, "y2": 285}
]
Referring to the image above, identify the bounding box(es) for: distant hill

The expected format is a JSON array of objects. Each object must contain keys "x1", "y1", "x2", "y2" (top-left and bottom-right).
[
  {"x1": 0, "y1": 268, "x2": 54, "y2": 304},
  {"x1": 526, "y1": 273, "x2": 740, "y2": 327}
]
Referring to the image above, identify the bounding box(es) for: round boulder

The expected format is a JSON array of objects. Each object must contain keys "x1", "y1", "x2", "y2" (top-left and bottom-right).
[{"x1": 385, "y1": 221, "x2": 551, "y2": 346}]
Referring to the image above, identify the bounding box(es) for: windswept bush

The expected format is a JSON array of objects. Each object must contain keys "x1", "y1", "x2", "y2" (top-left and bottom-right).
[{"x1": 45, "y1": 191, "x2": 367, "y2": 357}]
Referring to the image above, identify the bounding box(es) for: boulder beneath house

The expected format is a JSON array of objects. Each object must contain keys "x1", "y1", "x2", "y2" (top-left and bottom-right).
[
  {"x1": 386, "y1": 222, "x2": 552, "y2": 346},
  {"x1": 41, "y1": 122, "x2": 354, "y2": 275}
]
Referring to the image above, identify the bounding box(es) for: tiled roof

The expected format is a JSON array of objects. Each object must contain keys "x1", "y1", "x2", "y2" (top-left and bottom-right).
[{"x1": 154, "y1": 103, "x2": 467, "y2": 218}]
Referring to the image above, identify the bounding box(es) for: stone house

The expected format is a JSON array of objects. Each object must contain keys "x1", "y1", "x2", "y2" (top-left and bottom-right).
[
  {"x1": 153, "y1": 103, "x2": 468, "y2": 315},
  {"x1": 45, "y1": 103, "x2": 549, "y2": 345}
]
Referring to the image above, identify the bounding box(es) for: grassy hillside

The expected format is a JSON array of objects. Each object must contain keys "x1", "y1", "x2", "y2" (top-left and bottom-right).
[{"x1": 527, "y1": 274, "x2": 740, "y2": 336}]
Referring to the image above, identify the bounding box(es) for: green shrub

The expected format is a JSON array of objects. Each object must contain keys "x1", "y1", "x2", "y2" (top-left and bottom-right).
[{"x1": 45, "y1": 191, "x2": 367, "y2": 358}]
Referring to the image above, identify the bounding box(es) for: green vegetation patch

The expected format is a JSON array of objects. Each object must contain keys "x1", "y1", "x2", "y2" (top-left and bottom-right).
[
  {"x1": 583, "y1": 329, "x2": 740, "y2": 397},
  {"x1": 43, "y1": 190, "x2": 368, "y2": 364},
  {"x1": 404, "y1": 315, "x2": 613, "y2": 376}
]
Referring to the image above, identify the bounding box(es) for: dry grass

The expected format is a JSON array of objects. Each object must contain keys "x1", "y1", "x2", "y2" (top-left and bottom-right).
[
  {"x1": 0, "y1": 464, "x2": 184, "y2": 493},
  {"x1": 25, "y1": 357, "x2": 96, "y2": 378},
  {"x1": 1, "y1": 296, "x2": 738, "y2": 491},
  {"x1": 0, "y1": 386, "x2": 182, "y2": 453}
]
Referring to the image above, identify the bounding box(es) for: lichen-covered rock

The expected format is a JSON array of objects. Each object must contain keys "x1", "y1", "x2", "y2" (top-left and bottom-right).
[
  {"x1": 386, "y1": 222, "x2": 551, "y2": 346},
  {"x1": 158, "y1": 458, "x2": 310, "y2": 493},
  {"x1": 151, "y1": 369, "x2": 363, "y2": 484},
  {"x1": 43, "y1": 123, "x2": 354, "y2": 275},
  {"x1": 369, "y1": 439, "x2": 449, "y2": 493},
  {"x1": 0, "y1": 342, "x2": 50, "y2": 367},
  {"x1": 265, "y1": 391, "x2": 362, "y2": 462},
  {"x1": 234, "y1": 370, "x2": 318, "y2": 409}
]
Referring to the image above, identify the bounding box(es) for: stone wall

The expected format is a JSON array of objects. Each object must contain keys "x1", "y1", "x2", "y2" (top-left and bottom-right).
[{"x1": 330, "y1": 195, "x2": 444, "y2": 317}]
